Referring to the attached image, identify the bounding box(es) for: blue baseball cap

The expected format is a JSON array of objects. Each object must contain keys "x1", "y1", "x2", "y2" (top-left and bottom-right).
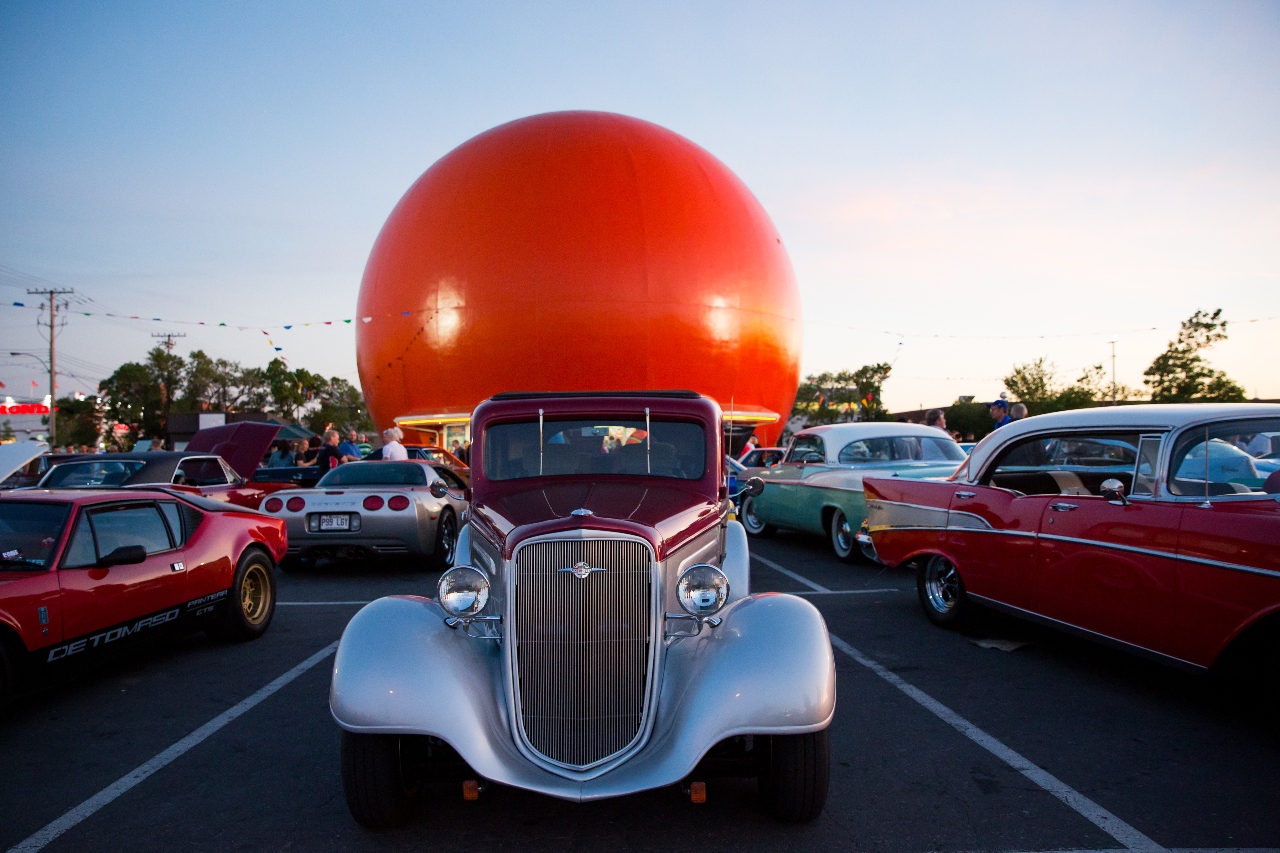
[{"x1": 988, "y1": 399, "x2": 1008, "y2": 410}]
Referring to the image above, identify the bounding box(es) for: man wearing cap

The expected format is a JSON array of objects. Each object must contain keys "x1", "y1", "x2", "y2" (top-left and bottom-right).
[{"x1": 989, "y1": 399, "x2": 1013, "y2": 429}]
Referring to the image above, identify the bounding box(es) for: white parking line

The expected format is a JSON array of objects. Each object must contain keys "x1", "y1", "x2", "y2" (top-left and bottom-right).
[
  {"x1": 791, "y1": 588, "x2": 898, "y2": 596},
  {"x1": 829, "y1": 632, "x2": 1164, "y2": 850},
  {"x1": 6, "y1": 641, "x2": 339, "y2": 853},
  {"x1": 751, "y1": 554, "x2": 831, "y2": 592},
  {"x1": 277, "y1": 601, "x2": 373, "y2": 606}
]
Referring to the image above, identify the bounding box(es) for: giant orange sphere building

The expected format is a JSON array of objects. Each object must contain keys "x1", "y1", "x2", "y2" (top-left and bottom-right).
[{"x1": 355, "y1": 111, "x2": 802, "y2": 449}]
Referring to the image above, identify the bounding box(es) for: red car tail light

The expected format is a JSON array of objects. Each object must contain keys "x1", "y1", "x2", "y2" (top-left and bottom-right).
[
  {"x1": 388, "y1": 495, "x2": 410, "y2": 511},
  {"x1": 363, "y1": 495, "x2": 384, "y2": 511},
  {"x1": 264, "y1": 497, "x2": 283, "y2": 513},
  {"x1": 286, "y1": 496, "x2": 306, "y2": 512}
]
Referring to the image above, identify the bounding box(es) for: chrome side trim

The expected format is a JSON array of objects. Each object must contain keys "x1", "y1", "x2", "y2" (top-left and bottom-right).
[
  {"x1": 1037, "y1": 532, "x2": 1280, "y2": 580},
  {"x1": 967, "y1": 593, "x2": 1206, "y2": 673},
  {"x1": 946, "y1": 510, "x2": 993, "y2": 531}
]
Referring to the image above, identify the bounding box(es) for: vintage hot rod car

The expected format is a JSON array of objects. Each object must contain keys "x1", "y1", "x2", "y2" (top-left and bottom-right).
[
  {"x1": 330, "y1": 392, "x2": 836, "y2": 825},
  {"x1": 864, "y1": 404, "x2": 1280, "y2": 677}
]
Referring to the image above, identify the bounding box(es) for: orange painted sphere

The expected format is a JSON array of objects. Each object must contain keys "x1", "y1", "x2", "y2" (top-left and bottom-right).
[{"x1": 356, "y1": 111, "x2": 802, "y2": 445}]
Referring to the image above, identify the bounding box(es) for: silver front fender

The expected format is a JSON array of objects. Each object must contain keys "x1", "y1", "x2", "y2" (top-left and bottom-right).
[{"x1": 330, "y1": 593, "x2": 835, "y2": 802}]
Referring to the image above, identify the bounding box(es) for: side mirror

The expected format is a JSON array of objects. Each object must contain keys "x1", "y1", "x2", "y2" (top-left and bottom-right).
[
  {"x1": 1100, "y1": 478, "x2": 1129, "y2": 506},
  {"x1": 429, "y1": 480, "x2": 449, "y2": 499},
  {"x1": 730, "y1": 476, "x2": 765, "y2": 499},
  {"x1": 99, "y1": 544, "x2": 147, "y2": 567}
]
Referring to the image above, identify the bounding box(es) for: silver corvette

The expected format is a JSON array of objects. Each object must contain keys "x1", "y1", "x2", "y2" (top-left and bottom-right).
[{"x1": 261, "y1": 460, "x2": 467, "y2": 569}]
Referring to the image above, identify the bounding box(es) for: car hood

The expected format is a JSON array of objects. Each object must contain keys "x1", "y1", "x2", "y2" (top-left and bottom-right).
[
  {"x1": 0, "y1": 442, "x2": 48, "y2": 483},
  {"x1": 473, "y1": 481, "x2": 721, "y2": 560},
  {"x1": 186, "y1": 422, "x2": 281, "y2": 480}
]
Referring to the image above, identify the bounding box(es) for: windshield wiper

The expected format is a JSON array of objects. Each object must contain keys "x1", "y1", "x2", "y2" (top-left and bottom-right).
[{"x1": 0, "y1": 558, "x2": 48, "y2": 570}]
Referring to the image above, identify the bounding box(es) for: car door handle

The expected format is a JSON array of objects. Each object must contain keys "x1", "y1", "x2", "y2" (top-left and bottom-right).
[
  {"x1": 955, "y1": 491, "x2": 976, "y2": 499},
  {"x1": 1049, "y1": 503, "x2": 1078, "y2": 512}
]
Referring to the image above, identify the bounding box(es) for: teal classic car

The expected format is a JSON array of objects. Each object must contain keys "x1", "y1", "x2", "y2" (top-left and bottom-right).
[{"x1": 740, "y1": 423, "x2": 966, "y2": 561}]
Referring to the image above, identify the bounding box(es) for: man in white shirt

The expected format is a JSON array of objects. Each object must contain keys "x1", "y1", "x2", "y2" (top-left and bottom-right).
[{"x1": 381, "y1": 426, "x2": 409, "y2": 461}]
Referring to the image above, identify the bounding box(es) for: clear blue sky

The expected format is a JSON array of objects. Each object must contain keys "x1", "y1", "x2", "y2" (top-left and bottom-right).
[{"x1": 2, "y1": 1, "x2": 1277, "y2": 410}]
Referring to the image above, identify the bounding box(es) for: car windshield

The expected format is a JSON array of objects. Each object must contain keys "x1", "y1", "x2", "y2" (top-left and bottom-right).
[
  {"x1": 39, "y1": 460, "x2": 146, "y2": 488},
  {"x1": 485, "y1": 418, "x2": 706, "y2": 481},
  {"x1": 0, "y1": 501, "x2": 71, "y2": 570},
  {"x1": 317, "y1": 462, "x2": 429, "y2": 486}
]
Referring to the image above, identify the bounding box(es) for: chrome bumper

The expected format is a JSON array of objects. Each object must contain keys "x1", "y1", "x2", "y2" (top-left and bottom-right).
[{"x1": 329, "y1": 593, "x2": 836, "y2": 802}]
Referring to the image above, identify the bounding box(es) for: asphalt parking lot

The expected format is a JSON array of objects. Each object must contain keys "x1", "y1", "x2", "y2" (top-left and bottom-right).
[{"x1": 2, "y1": 532, "x2": 1278, "y2": 853}]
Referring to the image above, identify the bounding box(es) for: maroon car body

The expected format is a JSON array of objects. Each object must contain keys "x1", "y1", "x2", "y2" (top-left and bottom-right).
[{"x1": 864, "y1": 403, "x2": 1280, "y2": 672}]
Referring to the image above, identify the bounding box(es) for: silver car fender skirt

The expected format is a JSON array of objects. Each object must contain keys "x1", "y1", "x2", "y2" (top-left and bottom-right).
[{"x1": 329, "y1": 592, "x2": 835, "y2": 803}]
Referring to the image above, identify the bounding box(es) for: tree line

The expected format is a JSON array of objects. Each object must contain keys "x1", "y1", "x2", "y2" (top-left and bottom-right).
[
  {"x1": 53, "y1": 348, "x2": 373, "y2": 449},
  {"x1": 789, "y1": 309, "x2": 1249, "y2": 441}
]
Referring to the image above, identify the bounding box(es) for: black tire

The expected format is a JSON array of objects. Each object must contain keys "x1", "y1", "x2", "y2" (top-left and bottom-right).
[
  {"x1": 211, "y1": 548, "x2": 277, "y2": 642},
  {"x1": 829, "y1": 509, "x2": 858, "y2": 563},
  {"x1": 740, "y1": 495, "x2": 776, "y2": 538},
  {"x1": 342, "y1": 731, "x2": 420, "y2": 828},
  {"x1": 758, "y1": 729, "x2": 830, "y2": 823},
  {"x1": 916, "y1": 554, "x2": 971, "y2": 628},
  {"x1": 0, "y1": 639, "x2": 14, "y2": 715},
  {"x1": 427, "y1": 509, "x2": 458, "y2": 571}
]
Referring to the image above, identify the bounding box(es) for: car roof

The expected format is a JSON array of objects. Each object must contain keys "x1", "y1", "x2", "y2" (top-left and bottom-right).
[
  {"x1": 966, "y1": 402, "x2": 1280, "y2": 481},
  {"x1": 42, "y1": 452, "x2": 220, "y2": 486},
  {"x1": 797, "y1": 422, "x2": 958, "y2": 444}
]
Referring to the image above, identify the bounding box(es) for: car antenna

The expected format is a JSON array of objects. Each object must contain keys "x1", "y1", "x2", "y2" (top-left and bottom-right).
[
  {"x1": 539, "y1": 408, "x2": 544, "y2": 476},
  {"x1": 645, "y1": 407, "x2": 651, "y2": 474},
  {"x1": 1199, "y1": 425, "x2": 1212, "y2": 508}
]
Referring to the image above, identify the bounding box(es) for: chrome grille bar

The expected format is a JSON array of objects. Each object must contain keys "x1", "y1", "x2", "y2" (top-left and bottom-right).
[{"x1": 514, "y1": 538, "x2": 652, "y2": 768}]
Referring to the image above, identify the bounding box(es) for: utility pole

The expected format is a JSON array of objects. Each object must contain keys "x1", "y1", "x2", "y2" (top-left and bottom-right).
[
  {"x1": 1109, "y1": 336, "x2": 1118, "y2": 406},
  {"x1": 27, "y1": 287, "x2": 74, "y2": 443},
  {"x1": 152, "y1": 331, "x2": 187, "y2": 353}
]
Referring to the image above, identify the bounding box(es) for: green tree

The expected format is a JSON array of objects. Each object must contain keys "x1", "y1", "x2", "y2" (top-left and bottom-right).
[
  {"x1": 1143, "y1": 309, "x2": 1247, "y2": 403},
  {"x1": 99, "y1": 361, "x2": 162, "y2": 438},
  {"x1": 1003, "y1": 359, "x2": 1136, "y2": 416},
  {"x1": 0, "y1": 420, "x2": 13, "y2": 442},
  {"x1": 790, "y1": 364, "x2": 894, "y2": 426},
  {"x1": 303, "y1": 377, "x2": 375, "y2": 435},
  {"x1": 55, "y1": 396, "x2": 104, "y2": 447},
  {"x1": 146, "y1": 347, "x2": 186, "y2": 431}
]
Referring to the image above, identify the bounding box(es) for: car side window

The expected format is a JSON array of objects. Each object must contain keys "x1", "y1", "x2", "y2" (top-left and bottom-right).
[
  {"x1": 177, "y1": 458, "x2": 229, "y2": 487},
  {"x1": 433, "y1": 467, "x2": 464, "y2": 490},
  {"x1": 838, "y1": 438, "x2": 892, "y2": 464},
  {"x1": 219, "y1": 459, "x2": 243, "y2": 485},
  {"x1": 90, "y1": 503, "x2": 174, "y2": 556},
  {"x1": 1168, "y1": 417, "x2": 1279, "y2": 497},
  {"x1": 985, "y1": 432, "x2": 1141, "y2": 496},
  {"x1": 158, "y1": 501, "x2": 186, "y2": 546},
  {"x1": 1131, "y1": 435, "x2": 1163, "y2": 497},
  {"x1": 785, "y1": 435, "x2": 826, "y2": 464},
  {"x1": 61, "y1": 512, "x2": 98, "y2": 569}
]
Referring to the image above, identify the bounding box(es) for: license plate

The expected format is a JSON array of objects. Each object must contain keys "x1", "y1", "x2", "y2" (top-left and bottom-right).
[{"x1": 319, "y1": 514, "x2": 350, "y2": 531}]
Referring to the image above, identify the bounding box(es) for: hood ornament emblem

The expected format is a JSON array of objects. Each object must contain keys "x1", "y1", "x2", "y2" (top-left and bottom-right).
[
  {"x1": 570, "y1": 508, "x2": 593, "y2": 517},
  {"x1": 559, "y1": 561, "x2": 605, "y2": 580}
]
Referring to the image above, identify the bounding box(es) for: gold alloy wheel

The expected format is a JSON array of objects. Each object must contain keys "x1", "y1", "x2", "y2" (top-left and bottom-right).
[{"x1": 240, "y1": 563, "x2": 272, "y2": 625}]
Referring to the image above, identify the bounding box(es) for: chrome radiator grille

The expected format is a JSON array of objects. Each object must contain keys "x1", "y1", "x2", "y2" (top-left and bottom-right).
[{"x1": 513, "y1": 538, "x2": 653, "y2": 768}]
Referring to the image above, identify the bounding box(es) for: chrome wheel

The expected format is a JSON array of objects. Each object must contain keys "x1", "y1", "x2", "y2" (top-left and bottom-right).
[
  {"x1": 439, "y1": 513, "x2": 457, "y2": 566},
  {"x1": 741, "y1": 496, "x2": 773, "y2": 537},
  {"x1": 830, "y1": 509, "x2": 855, "y2": 560},
  {"x1": 240, "y1": 563, "x2": 271, "y2": 626},
  {"x1": 923, "y1": 556, "x2": 960, "y2": 614}
]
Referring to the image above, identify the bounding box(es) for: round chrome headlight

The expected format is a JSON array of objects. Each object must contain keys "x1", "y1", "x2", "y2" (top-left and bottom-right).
[
  {"x1": 676, "y1": 564, "x2": 729, "y2": 617},
  {"x1": 437, "y1": 566, "x2": 489, "y2": 617}
]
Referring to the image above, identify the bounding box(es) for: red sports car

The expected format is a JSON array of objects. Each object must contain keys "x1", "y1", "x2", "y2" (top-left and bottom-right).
[
  {"x1": 0, "y1": 484, "x2": 286, "y2": 709},
  {"x1": 864, "y1": 403, "x2": 1280, "y2": 677}
]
